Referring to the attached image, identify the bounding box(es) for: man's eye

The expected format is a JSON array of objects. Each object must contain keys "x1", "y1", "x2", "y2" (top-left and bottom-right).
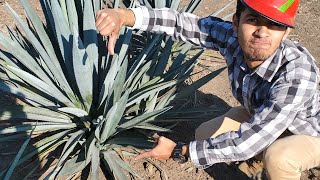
[
  {"x1": 271, "y1": 22, "x2": 284, "y2": 27},
  {"x1": 248, "y1": 18, "x2": 258, "y2": 23},
  {"x1": 270, "y1": 22, "x2": 287, "y2": 29},
  {"x1": 271, "y1": 22, "x2": 280, "y2": 26}
]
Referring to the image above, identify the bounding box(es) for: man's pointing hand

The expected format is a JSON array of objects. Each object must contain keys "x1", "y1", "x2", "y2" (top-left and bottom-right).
[{"x1": 95, "y1": 8, "x2": 135, "y2": 55}]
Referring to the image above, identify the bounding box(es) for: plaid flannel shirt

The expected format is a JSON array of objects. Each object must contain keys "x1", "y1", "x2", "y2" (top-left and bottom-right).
[{"x1": 131, "y1": 6, "x2": 320, "y2": 168}]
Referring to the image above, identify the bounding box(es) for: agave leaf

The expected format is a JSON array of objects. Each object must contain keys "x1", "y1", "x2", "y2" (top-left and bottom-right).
[
  {"x1": 111, "y1": 58, "x2": 128, "y2": 103},
  {"x1": 50, "y1": 0, "x2": 73, "y2": 68},
  {"x1": 138, "y1": 76, "x2": 162, "y2": 89},
  {"x1": 162, "y1": 51, "x2": 199, "y2": 82},
  {"x1": 145, "y1": 91, "x2": 158, "y2": 113},
  {"x1": 90, "y1": 145, "x2": 100, "y2": 180},
  {"x1": 39, "y1": 0, "x2": 55, "y2": 37},
  {"x1": 0, "y1": 130, "x2": 70, "y2": 177},
  {"x1": 0, "y1": 131, "x2": 69, "y2": 147},
  {"x1": 83, "y1": 0, "x2": 99, "y2": 87},
  {"x1": 0, "y1": 133, "x2": 26, "y2": 143},
  {"x1": 98, "y1": 55, "x2": 120, "y2": 107},
  {"x1": 102, "y1": 151, "x2": 127, "y2": 180},
  {"x1": 134, "y1": 122, "x2": 172, "y2": 132},
  {"x1": 0, "y1": 105, "x2": 72, "y2": 123},
  {"x1": 57, "y1": 150, "x2": 87, "y2": 176},
  {"x1": 0, "y1": 80, "x2": 58, "y2": 107},
  {"x1": 0, "y1": 68, "x2": 8, "y2": 78},
  {"x1": 107, "y1": 137, "x2": 153, "y2": 149},
  {"x1": 136, "y1": 0, "x2": 152, "y2": 8},
  {"x1": 113, "y1": 0, "x2": 120, "y2": 8},
  {"x1": 57, "y1": 132, "x2": 95, "y2": 177},
  {"x1": 6, "y1": 2, "x2": 74, "y2": 99},
  {"x1": 170, "y1": 0, "x2": 180, "y2": 9},
  {"x1": 72, "y1": 28, "x2": 93, "y2": 111},
  {"x1": 4, "y1": 127, "x2": 34, "y2": 179},
  {"x1": 85, "y1": 133, "x2": 96, "y2": 164},
  {"x1": 126, "y1": 80, "x2": 179, "y2": 107},
  {"x1": 153, "y1": 38, "x2": 173, "y2": 76},
  {"x1": 1, "y1": 63, "x2": 24, "y2": 83},
  {"x1": 54, "y1": 129, "x2": 86, "y2": 172},
  {"x1": 155, "y1": 86, "x2": 176, "y2": 110},
  {"x1": 33, "y1": 140, "x2": 67, "y2": 179},
  {"x1": 185, "y1": 0, "x2": 201, "y2": 13},
  {"x1": 59, "y1": 0, "x2": 68, "y2": 22},
  {"x1": 100, "y1": 91, "x2": 129, "y2": 142},
  {"x1": 117, "y1": 29, "x2": 132, "y2": 63},
  {"x1": 111, "y1": 150, "x2": 141, "y2": 179},
  {"x1": 125, "y1": 34, "x2": 162, "y2": 86},
  {"x1": 0, "y1": 0, "x2": 224, "y2": 179},
  {"x1": 58, "y1": 107, "x2": 89, "y2": 117},
  {"x1": 18, "y1": 0, "x2": 63, "y2": 76},
  {"x1": 0, "y1": 31, "x2": 56, "y2": 88},
  {"x1": 155, "y1": 1, "x2": 166, "y2": 8},
  {"x1": 0, "y1": 50, "x2": 18, "y2": 68},
  {"x1": 2, "y1": 63, "x2": 74, "y2": 107},
  {"x1": 92, "y1": 0, "x2": 101, "y2": 15},
  {"x1": 22, "y1": 161, "x2": 40, "y2": 180},
  {"x1": 66, "y1": 0, "x2": 78, "y2": 31},
  {"x1": 118, "y1": 106, "x2": 172, "y2": 130},
  {"x1": 0, "y1": 123, "x2": 77, "y2": 134},
  {"x1": 127, "y1": 60, "x2": 153, "y2": 91},
  {"x1": 53, "y1": 133, "x2": 96, "y2": 176},
  {"x1": 175, "y1": 50, "x2": 204, "y2": 79},
  {"x1": 138, "y1": 44, "x2": 161, "y2": 84},
  {"x1": 140, "y1": 71, "x2": 152, "y2": 89},
  {"x1": 7, "y1": 26, "x2": 28, "y2": 50},
  {"x1": 31, "y1": 129, "x2": 72, "y2": 151},
  {"x1": 18, "y1": 140, "x2": 67, "y2": 177},
  {"x1": 167, "y1": 43, "x2": 192, "y2": 74}
]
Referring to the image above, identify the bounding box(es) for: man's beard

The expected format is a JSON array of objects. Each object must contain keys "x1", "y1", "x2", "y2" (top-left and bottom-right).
[{"x1": 244, "y1": 49, "x2": 271, "y2": 62}]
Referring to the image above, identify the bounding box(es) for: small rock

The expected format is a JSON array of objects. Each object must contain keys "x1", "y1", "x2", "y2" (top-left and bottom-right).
[{"x1": 186, "y1": 167, "x2": 194, "y2": 172}]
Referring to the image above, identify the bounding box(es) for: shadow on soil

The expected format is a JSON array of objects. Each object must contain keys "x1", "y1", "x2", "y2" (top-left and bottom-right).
[
  {"x1": 0, "y1": 90, "x2": 42, "y2": 179},
  {"x1": 162, "y1": 90, "x2": 267, "y2": 180}
]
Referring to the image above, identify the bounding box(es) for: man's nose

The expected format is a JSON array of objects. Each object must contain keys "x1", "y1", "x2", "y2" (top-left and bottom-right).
[{"x1": 254, "y1": 26, "x2": 270, "y2": 38}]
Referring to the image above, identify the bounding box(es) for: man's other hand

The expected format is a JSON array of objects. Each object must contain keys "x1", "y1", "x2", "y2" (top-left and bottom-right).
[{"x1": 135, "y1": 136, "x2": 177, "y2": 161}]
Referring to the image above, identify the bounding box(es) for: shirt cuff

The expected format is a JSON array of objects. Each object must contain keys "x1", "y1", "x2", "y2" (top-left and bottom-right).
[
  {"x1": 128, "y1": 7, "x2": 143, "y2": 30},
  {"x1": 188, "y1": 141, "x2": 211, "y2": 169}
]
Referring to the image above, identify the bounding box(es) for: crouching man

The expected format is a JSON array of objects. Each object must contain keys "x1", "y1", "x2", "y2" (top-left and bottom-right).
[{"x1": 96, "y1": 0, "x2": 320, "y2": 179}]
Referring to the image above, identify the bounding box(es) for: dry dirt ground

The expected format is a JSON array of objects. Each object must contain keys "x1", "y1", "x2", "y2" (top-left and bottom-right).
[{"x1": 0, "y1": 0, "x2": 320, "y2": 180}]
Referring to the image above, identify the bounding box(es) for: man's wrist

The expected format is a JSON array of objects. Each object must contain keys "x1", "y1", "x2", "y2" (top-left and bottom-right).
[
  {"x1": 182, "y1": 145, "x2": 189, "y2": 158},
  {"x1": 172, "y1": 142, "x2": 189, "y2": 163},
  {"x1": 127, "y1": 7, "x2": 143, "y2": 29},
  {"x1": 116, "y1": 8, "x2": 136, "y2": 27}
]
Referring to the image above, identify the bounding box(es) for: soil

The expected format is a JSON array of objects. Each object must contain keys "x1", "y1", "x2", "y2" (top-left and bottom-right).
[{"x1": 0, "y1": 0, "x2": 320, "y2": 180}]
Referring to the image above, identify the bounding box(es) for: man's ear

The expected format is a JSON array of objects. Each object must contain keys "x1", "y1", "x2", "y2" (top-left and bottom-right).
[
  {"x1": 282, "y1": 28, "x2": 292, "y2": 41},
  {"x1": 232, "y1": 14, "x2": 239, "y2": 32}
]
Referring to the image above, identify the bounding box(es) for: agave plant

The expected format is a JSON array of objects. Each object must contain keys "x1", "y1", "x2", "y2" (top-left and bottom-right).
[{"x1": 0, "y1": 0, "x2": 228, "y2": 179}]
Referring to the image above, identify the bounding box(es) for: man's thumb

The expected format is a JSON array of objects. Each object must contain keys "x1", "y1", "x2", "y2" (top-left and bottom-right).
[{"x1": 108, "y1": 34, "x2": 117, "y2": 55}]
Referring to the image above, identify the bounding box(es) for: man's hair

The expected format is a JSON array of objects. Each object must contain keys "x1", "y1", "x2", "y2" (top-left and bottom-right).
[{"x1": 235, "y1": 0, "x2": 246, "y2": 20}]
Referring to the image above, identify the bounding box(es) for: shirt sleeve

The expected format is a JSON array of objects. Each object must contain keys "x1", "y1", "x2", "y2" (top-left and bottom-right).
[
  {"x1": 129, "y1": 6, "x2": 234, "y2": 50},
  {"x1": 189, "y1": 74, "x2": 318, "y2": 169}
]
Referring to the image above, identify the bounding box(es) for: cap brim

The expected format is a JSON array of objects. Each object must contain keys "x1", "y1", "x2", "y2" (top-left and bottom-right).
[{"x1": 241, "y1": 1, "x2": 295, "y2": 28}]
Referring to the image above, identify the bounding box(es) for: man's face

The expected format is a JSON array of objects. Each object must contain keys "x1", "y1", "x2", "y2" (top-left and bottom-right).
[{"x1": 233, "y1": 8, "x2": 291, "y2": 67}]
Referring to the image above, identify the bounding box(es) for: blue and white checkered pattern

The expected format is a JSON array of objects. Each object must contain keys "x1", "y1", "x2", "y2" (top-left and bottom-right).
[{"x1": 132, "y1": 6, "x2": 320, "y2": 168}]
